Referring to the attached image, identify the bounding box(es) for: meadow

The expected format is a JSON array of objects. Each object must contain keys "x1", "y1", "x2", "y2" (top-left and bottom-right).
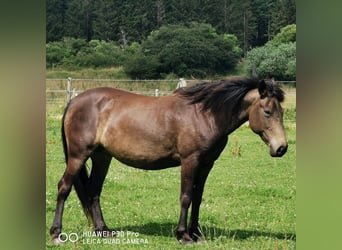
[{"x1": 46, "y1": 99, "x2": 296, "y2": 249}]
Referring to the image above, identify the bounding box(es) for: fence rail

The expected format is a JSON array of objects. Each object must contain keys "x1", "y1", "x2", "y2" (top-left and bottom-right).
[{"x1": 46, "y1": 78, "x2": 296, "y2": 104}]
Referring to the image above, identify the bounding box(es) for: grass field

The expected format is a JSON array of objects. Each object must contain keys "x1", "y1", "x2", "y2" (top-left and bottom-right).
[{"x1": 46, "y1": 109, "x2": 296, "y2": 249}]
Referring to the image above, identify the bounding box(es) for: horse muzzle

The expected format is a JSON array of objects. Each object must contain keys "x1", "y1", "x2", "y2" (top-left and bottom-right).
[
  {"x1": 269, "y1": 142, "x2": 288, "y2": 157},
  {"x1": 260, "y1": 132, "x2": 288, "y2": 157}
]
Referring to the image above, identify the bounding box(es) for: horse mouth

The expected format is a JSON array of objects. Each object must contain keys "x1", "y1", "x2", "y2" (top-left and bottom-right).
[{"x1": 260, "y1": 133, "x2": 269, "y2": 146}]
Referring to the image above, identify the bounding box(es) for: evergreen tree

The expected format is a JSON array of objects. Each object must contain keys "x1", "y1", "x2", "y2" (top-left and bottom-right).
[
  {"x1": 156, "y1": 0, "x2": 165, "y2": 27},
  {"x1": 46, "y1": 0, "x2": 67, "y2": 42},
  {"x1": 64, "y1": 0, "x2": 93, "y2": 41},
  {"x1": 269, "y1": 0, "x2": 296, "y2": 39},
  {"x1": 92, "y1": 0, "x2": 120, "y2": 41},
  {"x1": 46, "y1": 0, "x2": 296, "y2": 51}
]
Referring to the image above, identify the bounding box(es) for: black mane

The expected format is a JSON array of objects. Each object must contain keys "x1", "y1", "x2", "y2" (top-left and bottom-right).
[{"x1": 174, "y1": 77, "x2": 284, "y2": 113}]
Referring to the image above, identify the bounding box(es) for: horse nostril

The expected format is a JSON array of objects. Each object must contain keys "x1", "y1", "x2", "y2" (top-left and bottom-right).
[{"x1": 276, "y1": 145, "x2": 288, "y2": 156}]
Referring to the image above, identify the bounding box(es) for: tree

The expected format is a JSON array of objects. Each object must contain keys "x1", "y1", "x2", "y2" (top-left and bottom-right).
[
  {"x1": 269, "y1": 0, "x2": 296, "y2": 39},
  {"x1": 242, "y1": 0, "x2": 256, "y2": 57},
  {"x1": 210, "y1": 0, "x2": 257, "y2": 57},
  {"x1": 124, "y1": 23, "x2": 242, "y2": 79},
  {"x1": 156, "y1": 0, "x2": 165, "y2": 27},
  {"x1": 92, "y1": 0, "x2": 120, "y2": 41},
  {"x1": 46, "y1": 0, "x2": 67, "y2": 42},
  {"x1": 269, "y1": 24, "x2": 296, "y2": 45},
  {"x1": 64, "y1": 0, "x2": 93, "y2": 41},
  {"x1": 46, "y1": 0, "x2": 296, "y2": 63}
]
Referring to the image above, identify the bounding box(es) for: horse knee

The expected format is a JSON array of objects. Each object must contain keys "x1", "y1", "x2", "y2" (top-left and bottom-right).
[
  {"x1": 58, "y1": 170, "x2": 78, "y2": 197},
  {"x1": 57, "y1": 180, "x2": 72, "y2": 200},
  {"x1": 180, "y1": 193, "x2": 192, "y2": 208}
]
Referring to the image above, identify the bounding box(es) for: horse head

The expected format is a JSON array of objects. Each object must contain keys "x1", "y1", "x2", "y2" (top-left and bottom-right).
[{"x1": 247, "y1": 79, "x2": 288, "y2": 157}]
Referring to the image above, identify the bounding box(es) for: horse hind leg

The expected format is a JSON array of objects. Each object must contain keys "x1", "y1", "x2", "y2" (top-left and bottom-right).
[
  {"x1": 87, "y1": 149, "x2": 112, "y2": 234},
  {"x1": 50, "y1": 157, "x2": 85, "y2": 244}
]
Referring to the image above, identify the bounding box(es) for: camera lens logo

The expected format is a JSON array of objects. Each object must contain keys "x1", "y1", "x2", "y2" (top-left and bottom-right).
[{"x1": 58, "y1": 233, "x2": 79, "y2": 243}]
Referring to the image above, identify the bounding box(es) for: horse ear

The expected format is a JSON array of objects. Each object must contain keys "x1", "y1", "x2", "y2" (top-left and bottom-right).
[{"x1": 258, "y1": 79, "x2": 267, "y2": 98}]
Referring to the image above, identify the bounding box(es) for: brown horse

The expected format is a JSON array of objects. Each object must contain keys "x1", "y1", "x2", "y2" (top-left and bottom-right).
[{"x1": 49, "y1": 77, "x2": 287, "y2": 244}]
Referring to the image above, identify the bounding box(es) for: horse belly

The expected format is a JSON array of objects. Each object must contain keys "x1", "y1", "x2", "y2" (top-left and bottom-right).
[
  {"x1": 108, "y1": 146, "x2": 180, "y2": 170},
  {"x1": 102, "y1": 132, "x2": 180, "y2": 170},
  {"x1": 114, "y1": 154, "x2": 180, "y2": 170}
]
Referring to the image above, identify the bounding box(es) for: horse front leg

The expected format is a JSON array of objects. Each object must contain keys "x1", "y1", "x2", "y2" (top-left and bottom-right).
[
  {"x1": 188, "y1": 138, "x2": 227, "y2": 242},
  {"x1": 176, "y1": 155, "x2": 198, "y2": 244},
  {"x1": 188, "y1": 162, "x2": 214, "y2": 242}
]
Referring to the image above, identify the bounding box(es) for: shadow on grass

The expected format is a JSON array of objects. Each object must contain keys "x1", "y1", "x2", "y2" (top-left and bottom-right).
[{"x1": 114, "y1": 222, "x2": 296, "y2": 242}]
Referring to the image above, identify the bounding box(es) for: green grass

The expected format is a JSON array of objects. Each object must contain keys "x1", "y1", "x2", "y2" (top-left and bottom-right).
[
  {"x1": 46, "y1": 62, "x2": 248, "y2": 80},
  {"x1": 46, "y1": 115, "x2": 296, "y2": 249},
  {"x1": 46, "y1": 67, "x2": 129, "y2": 79}
]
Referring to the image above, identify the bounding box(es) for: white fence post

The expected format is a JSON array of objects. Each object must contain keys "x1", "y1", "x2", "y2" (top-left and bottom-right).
[{"x1": 67, "y1": 77, "x2": 72, "y2": 102}]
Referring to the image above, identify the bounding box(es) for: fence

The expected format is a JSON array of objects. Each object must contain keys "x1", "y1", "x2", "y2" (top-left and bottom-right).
[
  {"x1": 46, "y1": 78, "x2": 184, "y2": 103},
  {"x1": 46, "y1": 78, "x2": 296, "y2": 124},
  {"x1": 46, "y1": 78, "x2": 296, "y2": 103}
]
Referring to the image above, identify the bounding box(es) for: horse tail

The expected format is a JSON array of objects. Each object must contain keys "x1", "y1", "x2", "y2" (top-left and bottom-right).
[
  {"x1": 73, "y1": 166, "x2": 92, "y2": 222},
  {"x1": 61, "y1": 101, "x2": 92, "y2": 221},
  {"x1": 61, "y1": 102, "x2": 70, "y2": 164}
]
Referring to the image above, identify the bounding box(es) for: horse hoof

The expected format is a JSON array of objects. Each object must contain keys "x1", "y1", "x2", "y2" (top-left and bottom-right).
[
  {"x1": 51, "y1": 237, "x2": 64, "y2": 245},
  {"x1": 177, "y1": 233, "x2": 194, "y2": 245},
  {"x1": 179, "y1": 238, "x2": 194, "y2": 245}
]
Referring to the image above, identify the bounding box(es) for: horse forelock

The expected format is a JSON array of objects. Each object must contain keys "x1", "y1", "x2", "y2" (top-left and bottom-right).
[{"x1": 264, "y1": 80, "x2": 285, "y2": 102}]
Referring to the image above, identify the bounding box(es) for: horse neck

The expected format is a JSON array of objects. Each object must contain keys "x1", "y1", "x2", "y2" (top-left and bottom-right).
[
  {"x1": 214, "y1": 89, "x2": 259, "y2": 135},
  {"x1": 214, "y1": 110, "x2": 249, "y2": 136}
]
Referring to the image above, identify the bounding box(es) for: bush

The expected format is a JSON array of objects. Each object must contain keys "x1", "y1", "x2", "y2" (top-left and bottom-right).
[
  {"x1": 46, "y1": 42, "x2": 65, "y2": 68},
  {"x1": 269, "y1": 24, "x2": 296, "y2": 46},
  {"x1": 46, "y1": 23, "x2": 243, "y2": 78},
  {"x1": 46, "y1": 37, "x2": 129, "y2": 69},
  {"x1": 124, "y1": 52, "x2": 161, "y2": 79},
  {"x1": 247, "y1": 42, "x2": 296, "y2": 80},
  {"x1": 246, "y1": 24, "x2": 296, "y2": 80},
  {"x1": 124, "y1": 23, "x2": 242, "y2": 79},
  {"x1": 74, "y1": 40, "x2": 126, "y2": 67}
]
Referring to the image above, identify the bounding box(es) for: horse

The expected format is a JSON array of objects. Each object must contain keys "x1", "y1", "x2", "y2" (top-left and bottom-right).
[{"x1": 49, "y1": 77, "x2": 288, "y2": 244}]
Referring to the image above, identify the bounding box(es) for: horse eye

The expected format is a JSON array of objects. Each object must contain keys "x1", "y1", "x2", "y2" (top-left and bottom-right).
[{"x1": 264, "y1": 109, "x2": 272, "y2": 117}]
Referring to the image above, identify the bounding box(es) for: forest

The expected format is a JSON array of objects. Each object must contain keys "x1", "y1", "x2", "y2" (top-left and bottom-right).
[{"x1": 46, "y1": 0, "x2": 296, "y2": 80}]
